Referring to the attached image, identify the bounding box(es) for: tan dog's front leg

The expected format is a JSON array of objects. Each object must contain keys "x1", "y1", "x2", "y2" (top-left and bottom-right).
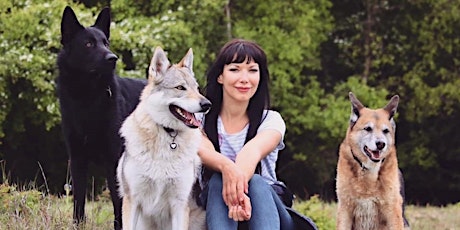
[
  {"x1": 336, "y1": 204, "x2": 353, "y2": 230},
  {"x1": 385, "y1": 204, "x2": 404, "y2": 230}
]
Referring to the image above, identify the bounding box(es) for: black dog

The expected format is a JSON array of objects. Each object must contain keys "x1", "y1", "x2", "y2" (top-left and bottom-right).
[{"x1": 57, "y1": 6, "x2": 146, "y2": 229}]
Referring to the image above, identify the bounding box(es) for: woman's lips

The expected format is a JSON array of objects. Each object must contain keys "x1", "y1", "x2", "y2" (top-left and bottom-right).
[{"x1": 236, "y1": 87, "x2": 251, "y2": 92}]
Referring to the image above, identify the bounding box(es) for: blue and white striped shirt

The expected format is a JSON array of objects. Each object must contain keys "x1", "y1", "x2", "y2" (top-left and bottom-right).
[{"x1": 198, "y1": 110, "x2": 285, "y2": 184}]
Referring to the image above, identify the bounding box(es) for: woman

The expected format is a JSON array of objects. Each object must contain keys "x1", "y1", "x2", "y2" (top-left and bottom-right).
[{"x1": 198, "y1": 39, "x2": 298, "y2": 230}]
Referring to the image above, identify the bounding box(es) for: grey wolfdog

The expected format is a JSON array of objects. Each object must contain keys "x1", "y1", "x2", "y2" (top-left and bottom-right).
[{"x1": 117, "y1": 47, "x2": 210, "y2": 230}]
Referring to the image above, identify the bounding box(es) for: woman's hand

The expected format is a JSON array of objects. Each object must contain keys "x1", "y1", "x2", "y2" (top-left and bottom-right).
[
  {"x1": 228, "y1": 193, "x2": 251, "y2": 221},
  {"x1": 221, "y1": 163, "x2": 248, "y2": 206},
  {"x1": 197, "y1": 134, "x2": 248, "y2": 207}
]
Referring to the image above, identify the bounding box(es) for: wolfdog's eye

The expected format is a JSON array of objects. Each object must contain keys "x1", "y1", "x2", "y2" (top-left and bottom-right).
[
  {"x1": 364, "y1": 127, "x2": 372, "y2": 132},
  {"x1": 175, "y1": 85, "x2": 186, "y2": 90}
]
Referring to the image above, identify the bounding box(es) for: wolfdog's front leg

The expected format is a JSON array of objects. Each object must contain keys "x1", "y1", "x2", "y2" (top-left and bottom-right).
[
  {"x1": 129, "y1": 203, "x2": 141, "y2": 230},
  {"x1": 171, "y1": 203, "x2": 189, "y2": 230}
]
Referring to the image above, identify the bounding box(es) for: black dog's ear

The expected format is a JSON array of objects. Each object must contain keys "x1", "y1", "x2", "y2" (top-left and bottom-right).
[
  {"x1": 93, "y1": 7, "x2": 111, "y2": 39},
  {"x1": 61, "y1": 6, "x2": 84, "y2": 45},
  {"x1": 349, "y1": 92, "x2": 364, "y2": 127}
]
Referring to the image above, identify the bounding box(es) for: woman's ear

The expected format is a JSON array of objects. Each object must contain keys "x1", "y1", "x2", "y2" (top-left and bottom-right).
[{"x1": 217, "y1": 75, "x2": 223, "y2": 84}]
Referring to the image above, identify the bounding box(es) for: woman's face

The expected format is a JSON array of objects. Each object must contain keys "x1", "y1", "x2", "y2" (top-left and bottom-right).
[{"x1": 218, "y1": 57, "x2": 260, "y2": 104}]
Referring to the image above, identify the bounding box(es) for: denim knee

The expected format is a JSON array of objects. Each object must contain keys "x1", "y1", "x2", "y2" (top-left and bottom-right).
[
  {"x1": 248, "y1": 174, "x2": 271, "y2": 192},
  {"x1": 208, "y1": 173, "x2": 223, "y2": 191},
  {"x1": 205, "y1": 173, "x2": 238, "y2": 230}
]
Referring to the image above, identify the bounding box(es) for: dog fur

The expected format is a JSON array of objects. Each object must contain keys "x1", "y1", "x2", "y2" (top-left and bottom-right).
[
  {"x1": 117, "y1": 47, "x2": 209, "y2": 230},
  {"x1": 336, "y1": 92, "x2": 410, "y2": 230},
  {"x1": 57, "y1": 6, "x2": 146, "y2": 229}
]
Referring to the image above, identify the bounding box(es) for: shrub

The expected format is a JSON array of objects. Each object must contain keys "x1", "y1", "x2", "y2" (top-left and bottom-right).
[{"x1": 294, "y1": 194, "x2": 336, "y2": 229}]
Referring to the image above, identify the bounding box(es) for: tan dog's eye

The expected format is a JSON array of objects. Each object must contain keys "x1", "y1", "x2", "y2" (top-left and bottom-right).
[
  {"x1": 364, "y1": 127, "x2": 372, "y2": 132},
  {"x1": 383, "y1": 128, "x2": 390, "y2": 134}
]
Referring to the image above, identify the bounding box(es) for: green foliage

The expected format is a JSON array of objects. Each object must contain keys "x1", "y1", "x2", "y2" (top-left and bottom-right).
[
  {"x1": 0, "y1": 0, "x2": 69, "y2": 138},
  {"x1": 321, "y1": 0, "x2": 460, "y2": 204},
  {"x1": 0, "y1": 183, "x2": 43, "y2": 216},
  {"x1": 294, "y1": 195, "x2": 335, "y2": 230},
  {"x1": 111, "y1": 0, "x2": 228, "y2": 84},
  {"x1": 1, "y1": 184, "x2": 459, "y2": 229},
  {"x1": 0, "y1": 183, "x2": 114, "y2": 229},
  {"x1": 1, "y1": 0, "x2": 460, "y2": 205},
  {"x1": 231, "y1": 0, "x2": 333, "y2": 108}
]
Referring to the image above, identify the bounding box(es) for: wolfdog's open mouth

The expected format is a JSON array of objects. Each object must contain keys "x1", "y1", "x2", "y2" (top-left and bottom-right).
[
  {"x1": 363, "y1": 146, "x2": 382, "y2": 162},
  {"x1": 169, "y1": 105, "x2": 200, "y2": 128}
]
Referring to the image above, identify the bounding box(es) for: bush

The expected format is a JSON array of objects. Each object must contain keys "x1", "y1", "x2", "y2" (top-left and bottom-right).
[{"x1": 294, "y1": 195, "x2": 336, "y2": 229}]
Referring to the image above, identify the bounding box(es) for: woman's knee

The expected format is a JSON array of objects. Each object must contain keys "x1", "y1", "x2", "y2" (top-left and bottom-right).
[
  {"x1": 208, "y1": 173, "x2": 223, "y2": 191},
  {"x1": 249, "y1": 174, "x2": 270, "y2": 190}
]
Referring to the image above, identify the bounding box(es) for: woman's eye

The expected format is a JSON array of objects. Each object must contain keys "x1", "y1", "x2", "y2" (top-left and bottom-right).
[
  {"x1": 249, "y1": 69, "x2": 259, "y2": 73},
  {"x1": 229, "y1": 68, "x2": 238, "y2": 72},
  {"x1": 175, "y1": 85, "x2": 186, "y2": 90}
]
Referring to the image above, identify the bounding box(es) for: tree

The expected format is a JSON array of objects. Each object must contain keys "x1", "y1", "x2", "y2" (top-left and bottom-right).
[
  {"x1": 0, "y1": 0, "x2": 70, "y2": 191},
  {"x1": 0, "y1": 0, "x2": 227, "y2": 193},
  {"x1": 2, "y1": 0, "x2": 459, "y2": 205},
  {"x1": 324, "y1": 0, "x2": 460, "y2": 204}
]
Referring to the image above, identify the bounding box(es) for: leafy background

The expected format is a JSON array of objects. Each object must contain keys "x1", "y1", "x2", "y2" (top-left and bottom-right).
[{"x1": 0, "y1": 0, "x2": 459, "y2": 206}]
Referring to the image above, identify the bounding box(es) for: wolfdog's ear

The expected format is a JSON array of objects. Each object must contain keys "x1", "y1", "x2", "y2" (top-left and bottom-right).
[
  {"x1": 93, "y1": 7, "x2": 111, "y2": 39},
  {"x1": 384, "y1": 95, "x2": 399, "y2": 121},
  {"x1": 178, "y1": 48, "x2": 194, "y2": 73},
  {"x1": 149, "y1": 47, "x2": 170, "y2": 83},
  {"x1": 349, "y1": 92, "x2": 364, "y2": 126},
  {"x1": 61, "y1": 6, "x2": 84, "y2": 45}
]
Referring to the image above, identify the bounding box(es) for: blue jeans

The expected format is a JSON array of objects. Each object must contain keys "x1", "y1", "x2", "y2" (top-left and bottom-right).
[{"x1": 204, "y1": 173, "x2": 295, "y2": 230}]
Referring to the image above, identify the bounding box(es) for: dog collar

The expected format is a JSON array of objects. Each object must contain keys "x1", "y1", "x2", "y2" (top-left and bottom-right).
[
  {"x1": 352, "y1": 151, "x2": 367, "y2": 170},
  {"x1": 351, "y1": 149, "x2": 385, "y2": 170},
  {"x1": 106, "y1": 86, "x2": 112, "y2": 97},
  {"x1": 163, "y1": 127, "x2": 178, "y2": 149}
]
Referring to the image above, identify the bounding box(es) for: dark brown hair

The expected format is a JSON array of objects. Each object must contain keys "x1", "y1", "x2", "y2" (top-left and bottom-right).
[{"x1": 203, "y1": 39, "x2": 271, "y2": 151}]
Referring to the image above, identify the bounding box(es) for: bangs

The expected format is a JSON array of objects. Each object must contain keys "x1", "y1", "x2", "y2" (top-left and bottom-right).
[{"x1": 223, "y1": 42, "x2": 263, "y2": 65}]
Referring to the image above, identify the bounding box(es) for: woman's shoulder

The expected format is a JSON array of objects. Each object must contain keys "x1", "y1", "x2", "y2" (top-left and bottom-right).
[
  {"x1": 263, "y1": 110, "x2": 284, "y2": 122},
  {"x1": 259, "y1": 110, "x2": 285, "y2": 132}
]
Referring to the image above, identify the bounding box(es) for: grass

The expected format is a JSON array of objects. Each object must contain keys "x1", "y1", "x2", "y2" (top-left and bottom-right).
[
  {"x1": 405, "y1": 203, "x2": 460, "y2": 230},
  {"x1": 293, "y1": 195, "x2": 460, "y2": 230},
  {"x1": 0, "y1": 183, "x2": 459, "y2": 229},
  {"x1": 0, "y1": 183, "x2": 114, "y2": 230}
]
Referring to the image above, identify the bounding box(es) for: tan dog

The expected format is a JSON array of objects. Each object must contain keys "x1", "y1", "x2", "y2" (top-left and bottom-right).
[
  {"x1": 117, "y1": 47, "x2": 209, "y2": 230},
  {"x1": 336, "y1": 92, "x2": 410, "y2": 230}
]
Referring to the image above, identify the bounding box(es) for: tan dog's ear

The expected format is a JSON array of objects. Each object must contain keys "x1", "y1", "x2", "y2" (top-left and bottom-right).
[
  {"x1": 349, "y1": 92, "x2": 364, "y2": 127},
  {"x1": 384, "y1": 95, "x2": 399, "y2": 120},
  {"x1": 149, "y1": 46, "x2": 170, "y2": 83},
  {"x1": 384, "y1": 95, "x2": 399, "y2": 130},
  {"x1": 177, "y1": 48, "x2": 193, "y2": 73}
]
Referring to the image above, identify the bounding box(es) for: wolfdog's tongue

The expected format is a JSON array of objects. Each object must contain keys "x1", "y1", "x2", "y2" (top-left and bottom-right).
[{"x1": 186, "y1": 112, "x2": 201, "y2": 127}]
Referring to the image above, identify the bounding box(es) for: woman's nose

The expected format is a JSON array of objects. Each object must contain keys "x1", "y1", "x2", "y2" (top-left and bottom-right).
[{"x1": 239, "y1": 71, "x2": 249, "y2": 83}]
